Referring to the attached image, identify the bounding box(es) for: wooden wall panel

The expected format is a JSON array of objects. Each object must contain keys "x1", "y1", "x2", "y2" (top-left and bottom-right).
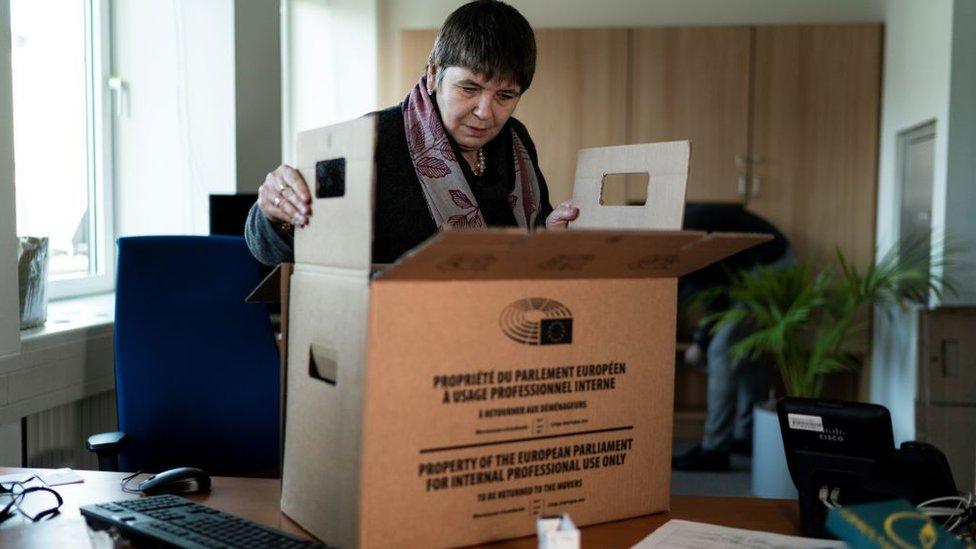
[
  {"x1": 396, "y1": 25, "x2": 881, "y2": 269},
  {"x1": 515, "y1": 29, "x2": 630, "y2": 205},
  {"x1": 394, "y1": 29, "x2": 437, "y2": 104},
  {"x1": 749, "y1": 24, "x2": 882, "y2": 268},
  {"x1": 630, "y1": 27, "x2": 752, "y2": 203}
]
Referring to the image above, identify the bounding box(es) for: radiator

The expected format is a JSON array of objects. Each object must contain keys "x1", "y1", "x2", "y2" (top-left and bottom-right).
[{"x1": 24, "y1": 390, "x2": 117, "y2": 469}]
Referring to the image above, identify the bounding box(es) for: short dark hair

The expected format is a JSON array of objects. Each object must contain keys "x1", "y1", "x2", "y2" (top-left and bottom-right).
[{"x1": 427, "y1": 0, "x2": 536, "y2": 92}]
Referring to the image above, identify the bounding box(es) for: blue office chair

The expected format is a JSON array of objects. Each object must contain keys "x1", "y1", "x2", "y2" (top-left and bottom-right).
[{"x1": 87, "y1": 236, "x2": 280, "y2": 477}]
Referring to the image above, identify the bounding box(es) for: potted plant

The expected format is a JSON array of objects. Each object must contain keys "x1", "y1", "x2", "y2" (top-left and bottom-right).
[{"x1": 702, "y1": 235, "x2": 950, "y2": 498}]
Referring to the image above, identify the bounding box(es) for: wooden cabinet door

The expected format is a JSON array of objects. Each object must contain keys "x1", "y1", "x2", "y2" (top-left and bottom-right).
[
  {"x1": 629, "y1": 27, "x2": 752, "y2": 204},
  {"x1": 515, "y1": 29, "x2": 630, "y2": 205},
  {"x1": 395, "y1": 30, "x2": 438, "y2": 103},
  {"x1": 749, "y1": 24, "x2": 882, "y2": 268},
  {"x1": 396, "y1": 29, "x2": 629, "y2": 206}
]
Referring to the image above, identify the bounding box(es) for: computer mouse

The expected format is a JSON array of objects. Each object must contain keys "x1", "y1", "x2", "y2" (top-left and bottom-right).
[{"x1": 138, "y1": 467, "x2": 212, "y2": 495}]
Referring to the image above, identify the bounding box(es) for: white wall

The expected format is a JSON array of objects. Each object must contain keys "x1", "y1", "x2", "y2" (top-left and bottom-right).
[
  {"x1": 283, "y1": 0, "x2": 378, "y2": 162},
  {"x1": 235, "y1": 0, "x2": 281, "y2": 193},
  {"x1": 869, "y1": 0, "x2": 976, "y2": 443},
  {"x1": 874, "y1": 0, "x2": 976, "y2": 309},
  {"x1": 113, "y1": 0, "x2": 237, "y2": 237},
  {"x1": 377, "y1": 0, "x2": 886, "y2": 104},
  {"x1": 0, "y1": 0, "x2": 20, "y2": 357},
  {"x1": 874, "y1": 0, "x2": 953, "y2": 264},
  {"x1": 943, "y1": 0, "x2": 976, "y2": 305}
]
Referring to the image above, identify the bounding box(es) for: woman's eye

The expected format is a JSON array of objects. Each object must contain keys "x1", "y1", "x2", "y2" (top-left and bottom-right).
[{"x1": 461, "y1": 87, "x2": 479, "y2": 94}]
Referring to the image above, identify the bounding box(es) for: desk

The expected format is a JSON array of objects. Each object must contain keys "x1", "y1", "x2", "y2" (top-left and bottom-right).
[{"x1": 0, "y1": 467, "x2": 802, "y2": 547}]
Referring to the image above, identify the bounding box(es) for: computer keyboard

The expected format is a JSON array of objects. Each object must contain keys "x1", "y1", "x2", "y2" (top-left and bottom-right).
[{"x1": 80, "y1": 494, "x2": 327, "y2": 548}]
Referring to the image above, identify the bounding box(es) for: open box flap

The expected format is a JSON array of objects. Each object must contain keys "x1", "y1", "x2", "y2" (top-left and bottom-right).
[
  {"x1": 572, "y1": 140, "x2": 690, "y2": 230},
  {"x1": 246, "y1": 264, "x2": 284, "y2": 303},
  {"x1": 244, "y1": 262, "x2": 293, "y2": 481},
  {"x1": 293, "y1": 116, "x2": 376, "y2": 271},
  {"x1": 376, "y1": 228, "x2": 771, "y2": 281}
]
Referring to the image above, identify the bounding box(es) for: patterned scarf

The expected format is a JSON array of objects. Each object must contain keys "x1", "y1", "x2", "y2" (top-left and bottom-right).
[{"x1": 402, "y1": 76, "x2": 542, "y2": 229}]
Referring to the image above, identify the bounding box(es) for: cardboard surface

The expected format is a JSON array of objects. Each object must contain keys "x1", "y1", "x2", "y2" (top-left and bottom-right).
[
  {"x1": 277, "y1": 120, "x2": 770, "y2": 547},
  {"x1": 917, "y1": 307, "x2": 976, "y2": 491},
  {"x1": 245, "y1": 265, "x2": 284, "y2": 304},
  {"x1": 359, "y1": 278, "x2": 676, "y2": 547},
  {"x1": 571, "y1": 141, "x2": 690, "y2": 230},
  {"x1": 380, "y1": 229, "x2": 770, "y2": 281},
  {"x1": 245, "y1": 262, "x2": 292, "y2": 478},
  {"x1": 281, "y1": 266, "x2": 370, "y2": 546},
  {"x1": 918, "y1": 307, "x2": 976, "y2": 405},
  {"x1": 293, "y1": 117, "x2": 375, "y2": 271}
]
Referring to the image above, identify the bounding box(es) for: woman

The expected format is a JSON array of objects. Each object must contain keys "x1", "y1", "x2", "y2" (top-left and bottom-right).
[{"x1": 245, "y1": 0, "x2": 578, "y2": 266}]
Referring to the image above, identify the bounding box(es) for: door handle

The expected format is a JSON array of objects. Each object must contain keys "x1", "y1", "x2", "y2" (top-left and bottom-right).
[{"x1": 108, "y1": 76, "x2": 129, "y2": 118}]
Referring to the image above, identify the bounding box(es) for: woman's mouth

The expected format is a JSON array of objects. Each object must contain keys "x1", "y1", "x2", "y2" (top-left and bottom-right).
[{"x1": 463, "y1": 125, "x2": 489, "y2": 137}]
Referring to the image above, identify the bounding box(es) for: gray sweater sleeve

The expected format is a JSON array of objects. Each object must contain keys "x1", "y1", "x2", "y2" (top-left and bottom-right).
[{"x1": 244, "y1": 201, "x2": 295, "y2": 266}]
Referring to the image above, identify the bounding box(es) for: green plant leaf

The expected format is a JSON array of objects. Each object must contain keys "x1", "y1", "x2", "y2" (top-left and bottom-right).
[{"x1": 690, "y1": 231, "x2": 963, "y2": 398}]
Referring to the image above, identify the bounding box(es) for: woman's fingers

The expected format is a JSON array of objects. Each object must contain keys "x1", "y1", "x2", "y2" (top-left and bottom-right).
[
  {"x1": 259, "y1": 166, "x2": 313, "y2": 227},
  {"x1": 275, "y1": 166, "x2": 311, "y2": 221},
  {"x1": 257, "y1": 177, "x2": 285, "y2": 223},
  {"x1": 278, "y1": 165, "x2": 311, "y2": 205},
  {"x1": 546, "y1": 200, "x2": 580, "y2": 229},
  {"x1": 276, "y1": 190, "x2": 305, "y2": 225}
]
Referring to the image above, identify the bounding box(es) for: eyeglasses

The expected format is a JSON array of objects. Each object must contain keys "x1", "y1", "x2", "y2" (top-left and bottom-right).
[{"x1": 0, "y1": 477, "x2": 64, "y2": 525}]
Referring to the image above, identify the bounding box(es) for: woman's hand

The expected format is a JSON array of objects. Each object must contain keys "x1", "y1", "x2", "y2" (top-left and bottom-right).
[
  {"x1": 545, "y1": 200, "x2": 579, "y2": 229},
  {"x1": 258, "y1": 165, "x2": 312, "y2": 227}
]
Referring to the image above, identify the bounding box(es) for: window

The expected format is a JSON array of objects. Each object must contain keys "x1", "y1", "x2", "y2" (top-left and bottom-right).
[{"x1": 11, "y1": 0, "x2": 113, "y2": 299}]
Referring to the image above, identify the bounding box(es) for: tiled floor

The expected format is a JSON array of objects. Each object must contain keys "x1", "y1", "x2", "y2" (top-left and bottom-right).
[{"x1": 670, "y1": 439, "x2": 753, "y2": 498}]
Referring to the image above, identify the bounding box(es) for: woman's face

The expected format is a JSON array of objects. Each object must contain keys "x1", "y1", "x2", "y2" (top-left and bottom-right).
[{"x1": 427, "y1": 65, "x2": 522, "y2": 153}]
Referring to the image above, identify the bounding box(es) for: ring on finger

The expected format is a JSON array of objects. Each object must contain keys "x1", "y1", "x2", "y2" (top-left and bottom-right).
[{"x1": 273, "y1": 196, "x2": 281, "y2": 207}]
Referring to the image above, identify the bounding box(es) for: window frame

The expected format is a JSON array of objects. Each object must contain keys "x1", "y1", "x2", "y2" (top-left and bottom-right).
[{"x1": 41, "y1": 0, "x2": 115, "y2": 300}]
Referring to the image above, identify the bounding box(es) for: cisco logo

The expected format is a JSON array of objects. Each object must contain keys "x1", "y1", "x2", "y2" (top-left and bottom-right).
[
  {"x1": 818, "y1": 427, "x2": 847, "y2": 443},
  {"x1": 499, "y1": 298, "x2": 573, "y2": 346}
]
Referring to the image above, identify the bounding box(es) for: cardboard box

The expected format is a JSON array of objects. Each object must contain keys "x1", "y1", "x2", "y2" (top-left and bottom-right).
[
  {"x1": 275, "y1": 117, "x2": 769, "y2": 547},
  {"x1": 916, "y1": 307, "x2": 976, "y2": 493}
]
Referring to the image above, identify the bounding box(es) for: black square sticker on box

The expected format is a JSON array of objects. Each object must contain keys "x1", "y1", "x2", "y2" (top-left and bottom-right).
[
  {"x1": 315, "y1": 158, "x2": 346, "y2": 199},
  {"x1": 539, "y1": 318, "x2": 572, "y2": 345}
]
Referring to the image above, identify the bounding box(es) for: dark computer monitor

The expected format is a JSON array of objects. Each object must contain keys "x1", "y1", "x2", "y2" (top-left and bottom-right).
[
  {"x1": 209, "y1": 193, "x2": 276, "y2": 295},
  {"x1": 209, "y1": 194, "x2": 258, "y2": 236}
]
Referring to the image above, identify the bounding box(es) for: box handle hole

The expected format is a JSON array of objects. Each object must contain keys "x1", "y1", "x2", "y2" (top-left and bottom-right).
[{"x1": 599, "y1": 172, "x2": 649, "y2": 206}]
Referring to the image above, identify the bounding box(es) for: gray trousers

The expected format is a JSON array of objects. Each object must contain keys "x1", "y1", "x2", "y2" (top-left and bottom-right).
[
  {"x1": 700, "y1": 251, "x2": 794, "y2": 452},
  {"x1": 701, "y1": 318, "x2": 763, "y2": 452}
]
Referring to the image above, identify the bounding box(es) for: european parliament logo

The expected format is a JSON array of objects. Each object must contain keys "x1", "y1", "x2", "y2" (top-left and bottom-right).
[{"x1": 499, "y1": 298, "x2": 573, "y2": 346}]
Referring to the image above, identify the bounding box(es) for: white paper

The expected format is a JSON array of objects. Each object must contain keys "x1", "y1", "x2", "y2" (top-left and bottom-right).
[
  {"x1": 632, "y1": 520, "x2": 847, "y2": 549},
  {"x1": 537, "y1": 513, "x2": 580, "y2": 549},
  {"x1": 0, "y1": 516, "x2": 113, "y2": 547},
  {"x1": 37, "y1": 467, "x2": 84, "y2": 487},
  {"x1": 0, "y1": 472, "x2": 34, "y2": 486},
  {"x1": 787, "y1": 413, "x2": 825, "y2": 433}
]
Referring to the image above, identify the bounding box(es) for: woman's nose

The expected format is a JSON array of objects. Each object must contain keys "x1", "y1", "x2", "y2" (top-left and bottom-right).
[{"x1": 473, "y1": 93, "x2": 492, "y2": 120}]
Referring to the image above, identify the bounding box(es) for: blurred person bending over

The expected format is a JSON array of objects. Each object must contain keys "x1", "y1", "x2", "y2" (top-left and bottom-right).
[{"x1": 672, "y1": 203, "x2": 793, "y2": 472}]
